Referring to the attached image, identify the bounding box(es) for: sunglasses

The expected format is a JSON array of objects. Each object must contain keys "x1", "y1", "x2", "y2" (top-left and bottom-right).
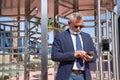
[{"x1": 74, "y1": 25, "x2": 84, "y2": 28}]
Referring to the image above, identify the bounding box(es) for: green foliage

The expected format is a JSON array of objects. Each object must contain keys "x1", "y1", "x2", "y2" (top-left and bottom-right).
[
  {"x1": 48, "y1": 18, "x2": 54, "y2": 32},
  {"x1": 0, "y1": 75, "x2": 9, "y2": 80},
  {"x1": 26, "y1": 63, "x2": 41, "y2": 71},
  {"x1": 26, "y1": 60, "x2": 54, "y2": 71},
  {"x1": 35, "y1": 17, "x2": 66, "y2": 32},
  {"x1": 0, "y1": 76, "x2": 2, "y2": 80},
  {"x1": 48, "y1": 18, "x2": 54, "y2": 27}
]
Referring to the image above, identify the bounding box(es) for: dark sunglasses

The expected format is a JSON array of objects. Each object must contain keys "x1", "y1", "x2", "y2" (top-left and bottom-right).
[{"x1": 74, "y1": 25, "x2": 84, "y2": 28}]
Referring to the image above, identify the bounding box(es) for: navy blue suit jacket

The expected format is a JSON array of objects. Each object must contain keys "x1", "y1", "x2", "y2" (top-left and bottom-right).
[{"x1": 51, "y1": 29, "x2": 97, "y2": 80}]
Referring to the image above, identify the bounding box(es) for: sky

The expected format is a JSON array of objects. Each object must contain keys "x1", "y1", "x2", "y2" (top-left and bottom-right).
[{"x1": 118, "y1": 0, "x2": 120, "y2": 3}]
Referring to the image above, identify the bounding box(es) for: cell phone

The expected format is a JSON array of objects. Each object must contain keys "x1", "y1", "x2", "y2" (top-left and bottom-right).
[{"x1": 87, "y1": 51, "x2": 94, "y2": 56}]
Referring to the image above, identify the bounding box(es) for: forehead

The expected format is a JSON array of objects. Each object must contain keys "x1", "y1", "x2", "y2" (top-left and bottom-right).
[{"x1": 71, "y1": 17, "x2": 83, "y2": 24}]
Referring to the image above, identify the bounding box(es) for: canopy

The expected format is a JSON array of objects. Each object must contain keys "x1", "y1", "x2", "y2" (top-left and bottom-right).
[{"x1": 0, "y1": 0, "x2": 116, "y2": 18}]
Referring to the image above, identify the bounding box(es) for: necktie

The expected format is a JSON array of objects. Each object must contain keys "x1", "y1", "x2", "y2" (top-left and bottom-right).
[{"x1": 75, "y1": 34, "x2": 83, "y2": 67}]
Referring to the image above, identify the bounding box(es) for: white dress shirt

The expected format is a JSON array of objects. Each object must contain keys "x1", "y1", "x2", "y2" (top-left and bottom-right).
[{"x1": 69, "y1": 29, "x2": 85, "y2": 70}]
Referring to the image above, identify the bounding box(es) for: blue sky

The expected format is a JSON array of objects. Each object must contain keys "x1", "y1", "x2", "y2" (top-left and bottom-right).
[{"x1": 118, "y1": 0, "x2": 120, "y2": 3}]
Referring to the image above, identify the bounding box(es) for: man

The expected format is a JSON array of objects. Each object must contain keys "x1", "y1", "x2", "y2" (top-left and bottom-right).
[{"x1": 51, "y1": 12, "x2": 97, "y2": 80}]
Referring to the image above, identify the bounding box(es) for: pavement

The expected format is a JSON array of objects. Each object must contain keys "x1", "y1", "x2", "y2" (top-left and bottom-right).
[
  {"x1": 10, "y1": 68, "x2": 55, "y2": 80},
  {"x1": 8, "y1": 68, "x2": 114, "y2": 80}
]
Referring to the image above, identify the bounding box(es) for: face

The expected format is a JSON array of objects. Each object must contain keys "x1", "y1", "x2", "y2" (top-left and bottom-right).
[{"x1": 68, "y1": 18, "x2": 84, "y2": 32}]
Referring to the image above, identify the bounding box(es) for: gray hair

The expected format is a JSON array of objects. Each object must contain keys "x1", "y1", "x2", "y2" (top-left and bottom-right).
[{"x1": 68, "y1": 12, "x2": 83, "y2": 22}]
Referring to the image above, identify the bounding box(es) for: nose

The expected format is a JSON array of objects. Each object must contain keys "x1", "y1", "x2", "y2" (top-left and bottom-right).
[
  {"x1": 76, "y1": 27, "x2": 81, "y2": 30},
  {"x1": 75, "y1": 27, "x2": 81, "y2": 32}
]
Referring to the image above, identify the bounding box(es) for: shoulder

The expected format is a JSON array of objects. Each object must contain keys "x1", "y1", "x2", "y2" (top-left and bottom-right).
[
  {"x1": 81, "y1": 31, "x2": 91, "y2": 37},
  {"x1": 55, "y1": 29, "x2": 70, "y2": 38}
]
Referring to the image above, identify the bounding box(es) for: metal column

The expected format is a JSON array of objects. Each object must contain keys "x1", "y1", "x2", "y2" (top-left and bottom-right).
[
  {"x1": 97, "y1": 0, "x2": 103, "y2": 80},
  {"x1": 24, "y1": 0, "x2": 30, "y2": 80},
  {"x1": 41, "y1": 0, "x2": 48, "y2": 80},
  {"x1": 113, "y1": 12, "x2": 120, "y2": 80},
  {"x1": 105, "y1": 10, "x2": 111, "y2": 80},
  {"x1": 111, "y1": 12, "x2": 117, "y2": 80}
]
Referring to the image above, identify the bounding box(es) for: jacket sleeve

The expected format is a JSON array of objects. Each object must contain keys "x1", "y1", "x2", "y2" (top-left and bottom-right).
[
  {"x1": 86, "y1": 34, "x2": 98, "y2": 63},
  {"x1": 51, "y1": 34, "x2": 75, "y2": 62}
]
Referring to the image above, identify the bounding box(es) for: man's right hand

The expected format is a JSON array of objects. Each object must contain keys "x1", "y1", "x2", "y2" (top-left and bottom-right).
[{"x1": 74, "y1": 50, "x2": 86, "y2": 59}]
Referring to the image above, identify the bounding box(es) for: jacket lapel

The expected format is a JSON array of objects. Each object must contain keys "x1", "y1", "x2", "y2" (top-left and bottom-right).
[
  {"x1": 80, "y1": 32, "x2": 87, "y2": 50},
  {"x1": 65, "y1": 29, "x2": 75, "y2": 51}
]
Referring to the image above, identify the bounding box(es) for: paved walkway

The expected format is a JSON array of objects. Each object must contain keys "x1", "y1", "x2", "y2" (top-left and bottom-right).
[
  {"x1": 10, "y1": 68, "x2": 55, "y2": 80},
  {"x1": 10, "y1": 68, "x2": 114, "y2": 80}
]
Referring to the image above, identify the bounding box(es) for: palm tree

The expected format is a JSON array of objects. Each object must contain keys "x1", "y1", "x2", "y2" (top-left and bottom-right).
[{"x1": 35, "y1": 17, "x2": 66, "y2": 32}]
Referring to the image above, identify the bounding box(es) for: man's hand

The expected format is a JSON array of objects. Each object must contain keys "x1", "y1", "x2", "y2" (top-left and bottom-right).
[
  {"x1": 74, "y1": 50, "x2": 93, "y2": 61},
  {"x1": 74, "y1": 50, "x2": 86, "y2": 58},
  {"x1": 83, "y1": 55, "x2": 93, "y2": 62}
]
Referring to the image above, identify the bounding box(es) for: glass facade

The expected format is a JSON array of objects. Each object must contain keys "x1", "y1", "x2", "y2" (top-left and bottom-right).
[{"x1": 0, "y1": 28, "x2": 41, "y2": 53}]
